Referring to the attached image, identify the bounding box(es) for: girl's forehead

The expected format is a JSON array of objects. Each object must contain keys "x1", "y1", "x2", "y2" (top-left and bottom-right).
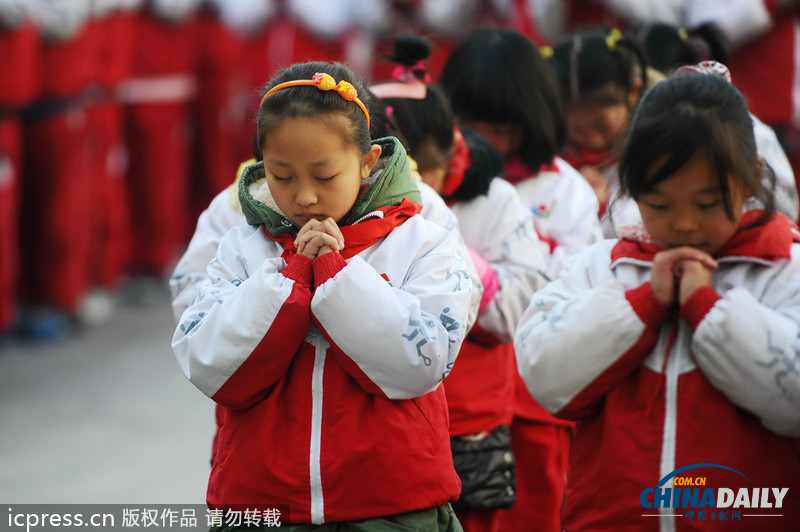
[{"x1": 644, "y1": 152, "x2": 725, "y2": 194}]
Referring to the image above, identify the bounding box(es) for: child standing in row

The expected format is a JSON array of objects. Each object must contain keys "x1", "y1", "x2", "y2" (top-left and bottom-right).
[
  {"x1": 373, "y1": 34, "x2": 551, "y2": 531},
  {"x1": 549, "y1": 27, "x2": 649, "y2": 224},
  {"x1": 439, "y1": 27, "x2": 602, "y2": 532},
  {"x1": 172, "y1": 61, "x2": 473, "y2": 529},
  {"x1": 515, "y1": 73, "x2": 800, "y2": 530}
]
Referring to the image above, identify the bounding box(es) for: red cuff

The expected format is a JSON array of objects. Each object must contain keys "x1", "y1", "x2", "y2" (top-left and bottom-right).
[
  {"x1": 626, "y1": 283, "x2": 669, "y2": 329},
  {"x1": 281, "y1": 253, "x2": 312, "y2": 287},
  {"x1": 313, "y1": 252, "x2": 347, "y2": 288},
  {"x1": 680, "y1": 286, "x2": 721, "y2": 330}
]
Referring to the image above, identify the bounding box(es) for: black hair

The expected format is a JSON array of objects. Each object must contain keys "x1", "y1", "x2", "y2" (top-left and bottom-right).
[
  {"x1": 378, "y1": 35, "x2": 455, "y2": 173},
  {"x1": 382, "y1": 34, "x2": 432, "y2": 80},
  {"x1": 618, "y1": 74, "x2": 774, "y2": 224},
  {"x1": 253, "y1": 61, "x2": 372, "y2": 161},
  {"x1": 550, "y1": 28, "x2": 648, "y2": 107},
  {"x1": 629, "y1": 22, "x2": 729, "y2": 75},
  {"x1": 439, "y1": 27, "x2": 567, "y2": 170},
  {"x1": 445, "y1": 126, "x2": 505, "y2": 203}
]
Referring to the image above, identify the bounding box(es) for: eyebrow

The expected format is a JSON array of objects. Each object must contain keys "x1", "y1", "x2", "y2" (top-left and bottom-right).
[
  {"x1": 265, "y1": 158, "x2": 333, "y2": 169},
  {"x1": 647, "y1": 186, "x2": 721, "y2": 195}
]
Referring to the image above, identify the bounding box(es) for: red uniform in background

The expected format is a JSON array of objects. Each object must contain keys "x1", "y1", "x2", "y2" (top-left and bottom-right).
[
  {"x1": 0, "y1": 9, "x2": 39, "y2": 333},
  {"x1": 122, "y1": 2, "x2": 200, "y2": 277},
  {"x1": 21, "y1": 2, "x2": 94, "y2": 315},
  {"x1": 84, "y1": 3, "x2": 138, "y2": 291}
]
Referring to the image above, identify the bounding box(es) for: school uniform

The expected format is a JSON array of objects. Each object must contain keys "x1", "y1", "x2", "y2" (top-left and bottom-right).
[
  {"x1": 85, "y1": 1, "x2": 140, "y2": 290},
  {"x1": 0, "y1": 3, "x2": 38, "y2": 332},
  {"x1": 172, "y1": 137, "x2": 474, "y2": 525},
  {"x1": 500, "y1": 154, "x2": 603, "y2": 532},
  {"x1": 515, "y1": 210, "x2": 800, "y2": 531},
  {"x1": 444, "y1": 178, "x2": 549, "y2": 529},
  {"x1": 122, "y1": 0, "x2": 201, "y2": 276},
  {"x1": 21, "y1": 0, "x2": 94, "y2": 312}
]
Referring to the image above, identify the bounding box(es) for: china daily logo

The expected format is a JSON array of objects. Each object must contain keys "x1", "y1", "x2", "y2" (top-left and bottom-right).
[{"x1": 640, "y1": 463, "x2": 789, "y2": 523}]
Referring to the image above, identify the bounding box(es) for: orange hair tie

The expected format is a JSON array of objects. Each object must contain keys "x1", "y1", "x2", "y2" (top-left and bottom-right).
[{"x1": 260, "y1": 72, "x2": 371, "y2": 129}]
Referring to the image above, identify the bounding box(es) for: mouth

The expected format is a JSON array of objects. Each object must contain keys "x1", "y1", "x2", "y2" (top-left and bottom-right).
[
  {"x1": 670, "y1": 242, "x2": 709, "y2": 252},
  {"x1": 297, "y1": 213, "x2": 327, "y2": 223}
]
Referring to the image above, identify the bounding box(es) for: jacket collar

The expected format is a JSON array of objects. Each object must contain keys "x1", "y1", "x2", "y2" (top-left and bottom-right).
[
  {"x1": 237, "y1": 136, "x2": 422, "y2": 237},
  {"x1": 611, "y1": 211, "x2": 800, "y2": 266}
]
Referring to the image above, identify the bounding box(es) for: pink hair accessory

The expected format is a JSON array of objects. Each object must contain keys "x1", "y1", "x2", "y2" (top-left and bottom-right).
[
  {"x1": 260, "y1": 72, "x2": 370, "y2": 128},
  {"x1": 391, "y1": 60, "x2": 431, "y2": 84},
  {"x1": 673, "y1": 60, "x2": 732, "y2": 83}
]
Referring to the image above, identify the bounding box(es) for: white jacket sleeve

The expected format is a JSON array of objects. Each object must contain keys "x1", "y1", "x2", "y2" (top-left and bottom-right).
[
  {"x1": 752, "y1": 113, "x2": 799, "y2": 222},
  {"x1": 457, "y1": 179, "x2": 550, "y2": 342},
  {"x1": 286, "y1": 0, "x2": 356, "y2": 40},
  {"x1": 169, "y1": 187, "x2": 247, "y2": 323},
  {"x1": 32, "y1": 0, "x2": 92, "y2": 41},
  {"x1": 0, "y1": 0, "x2": 32, "y2": 28},
  {"x1": 209, "y1": 0, "x2": 277, "y2": 35},
  {"x1": 150, "y1": 0, "x2": 202, "y2": 22},
  {"x1": 171, "y1": 225, "x2": 314, "y2": 409},
  {"x1": 418, "y1": 181, "x2": 483, "y2": 330},
  {"x1": 310, "y1": 219, "x2": 474, "y2": 400},
  {"x1": 599, "y1": 0, "x2": 683, "y2": 24},
  {"x1": 685, "y1": 0, "x2": 774, "y2": 48},
  {"x1": 687, "y1": 256, "x2": 800, "y2": 437},
  {"x1": 514, "y1": 241, "x2": 665, "y2": 418}
]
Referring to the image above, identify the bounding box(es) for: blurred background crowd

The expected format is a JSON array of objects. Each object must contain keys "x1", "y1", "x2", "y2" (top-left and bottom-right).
[{"x1": 0, "y1": 0, "x2": 797, "y2": 343}]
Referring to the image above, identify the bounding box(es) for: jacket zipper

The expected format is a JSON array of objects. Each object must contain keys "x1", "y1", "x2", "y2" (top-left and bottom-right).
[
  {"x1": 659, "y1": 319, "x2": 681, "y2": 532},
  {"x1": 308, "y1": 330, "x2": 327, "y2": 525}
]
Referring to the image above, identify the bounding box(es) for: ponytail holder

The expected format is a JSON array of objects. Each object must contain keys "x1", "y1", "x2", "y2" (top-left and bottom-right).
[
  {"x1": 540, "y1": 46, "x2": 553, "y2": 59},
  {"x1": 606, "y1": 28, "x2": 623, "y2": 51},
  {"x1": 260, "y1": 72, "x2": 371, "y2": 128},
  {"x1": 678, "y1": 28, "x2": 689, "y2": 42},
  {"x1": 391, "y1": 60, "x2": 431, "y2": 84}
]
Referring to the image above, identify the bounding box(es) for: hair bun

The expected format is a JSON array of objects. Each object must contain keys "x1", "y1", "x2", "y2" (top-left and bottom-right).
[{"x1": 389, "y1": 34, "x2": 433, "y2": 66}]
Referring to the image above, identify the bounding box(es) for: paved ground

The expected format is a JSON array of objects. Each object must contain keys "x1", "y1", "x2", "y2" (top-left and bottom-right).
[{"x1": 0, "y1": 286, "x2": 216, "y2": 504}]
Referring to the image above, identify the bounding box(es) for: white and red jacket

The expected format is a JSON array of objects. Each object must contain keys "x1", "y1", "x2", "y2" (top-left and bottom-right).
[
  {"x1": 515, "y1": 210, "x2": 800, "y2": 531},
  {"x1": 172, "y1": 152, "x2": 474, "y2": 523},
  {"x1": 170, "y1": 172, "x2": 481, "y2": 329},
  {"x1": 445, "y1": 178, "x2": 550, "y2": 436},
  {"x1": 510, "y1": 156, "x2": 604, "y2": 280}
]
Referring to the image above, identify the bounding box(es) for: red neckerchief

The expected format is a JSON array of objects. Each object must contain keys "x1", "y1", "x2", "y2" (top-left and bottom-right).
[
  {"x1": 611, "y1": 211, "x2": 800, "y2": 263},
  {"x1": 266, "y1": 198, "x2": 423, "y2": 262},
  {"x1": 503, "y1": 156, "x2": 559, "y2": 186},
  {"x1": 561, "y1": 144, "x2": 616, "y2": 170}
]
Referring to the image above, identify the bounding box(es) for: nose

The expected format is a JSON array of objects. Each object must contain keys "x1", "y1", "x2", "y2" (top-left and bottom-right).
[
  {"x1": 295, "y1": 183, "x2": 317, "y2": 207},
  {"x1": 671, "y1": 210, "x2": 698, "y2": 234}
]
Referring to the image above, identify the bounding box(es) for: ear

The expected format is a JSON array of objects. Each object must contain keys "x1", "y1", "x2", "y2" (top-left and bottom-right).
[
  {"x1": 628, "y1": 78, "x2": 643, "y2": 108},
  {"x1": 361, "y1": 144, "x2": 382, "y2": 180}
]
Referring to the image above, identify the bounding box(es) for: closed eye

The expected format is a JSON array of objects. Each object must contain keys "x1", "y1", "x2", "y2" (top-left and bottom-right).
[
  {"x1": 698, "y1": 201, "x2": 720, "y2": 209},
  {"x1": 271, "y1": 174, "x2": 291, "y2": 181},
  {"x1": 317, "y1": 175, "x2": 337, "y2": 181},
  {"x1": 645, "y1": 202, "x2": 668, "y2": 210}
]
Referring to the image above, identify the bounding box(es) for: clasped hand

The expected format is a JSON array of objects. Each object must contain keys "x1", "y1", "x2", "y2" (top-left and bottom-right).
[
  {"x1": 295, "y1": 218, "x2": 345, "y2": 259},
  {"x1": 651, "y1": 247, "x2": 718, "y2": 308}
]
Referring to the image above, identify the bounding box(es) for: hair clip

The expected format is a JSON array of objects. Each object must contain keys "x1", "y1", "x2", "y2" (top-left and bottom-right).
[
  {"x1": 606, "y1": 28, "x2": 623, "y2": 51},
  {"x1": 540, "y1": 46, "x2": 553, "y2": 59},
  {"x1": 260, "y1": 72, "x2": 370, "y2": 128},
  {"x1": 391, "y1": 60, "x2": 431, "y2": 84},
  {"x1": 673, "y1": 60, "x2": 732, "y2": 83}
]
